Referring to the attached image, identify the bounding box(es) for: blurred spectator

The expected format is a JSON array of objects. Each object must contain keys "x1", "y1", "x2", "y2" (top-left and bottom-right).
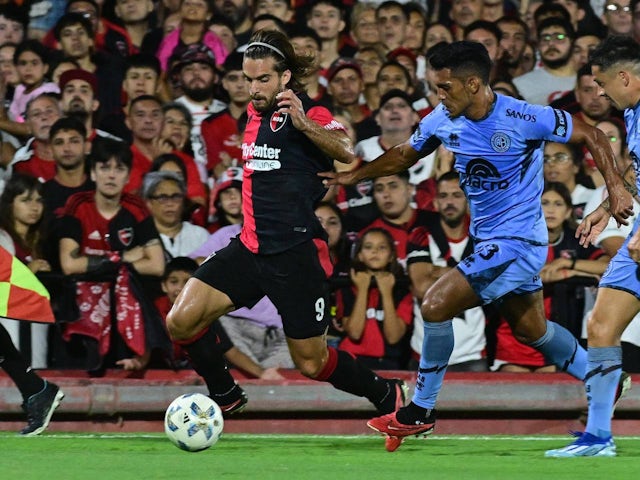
[
  {"x1": 349, "y1": 2, "x2": 380, "y2": 48},
  {"x1": 289, "y1": 26, "x2": 331, "y2": 109},
  {"x1": 375, "y1": 1, "x2": 408, "y2": 53},
  {"x1": 543, "y1": 141, "x2": 595, "y2": 220},
  {"x1": 407, "y1": 172, "x2": 487, "y2": 371},
  {"x1": 315, "y1": 200, "x2": 352, "y2": 347},
  {"x1": 354, "y1": 45, "x2": 384, "y2": 112},
  {"x1": 207, "y1": 166, "x2": 243, "y2": 233},
  {"x1": 125, "y1": 95, "x2": 173, "y2": 195},
  {"x1": 212, "y1": 0, "x2": 254, "y2": 46},
  {"x1": 158, "y1": 0, "x2": 228, "y2": 72},
  {"x1": 99, "y1": 53, "x2": 163, "y2": 143},
  {"x1": 57, "y1": 137, "x2": 165, "y2": 373},
  {"x1": 424, "y1": 22, "x2": 453, "y2": 51},
  {"x1": 253, "y1": 0, "x2": 294, "y2": 24},
  {"x1": 335, "y1": 227, "x2": 413, "y2": 369},
  {"x1": 449, "y1": 0, "x2": 484, "y2": 40},
  {"x1": 42, "y1": 0, "x2": 134, "y2": 58},
  {"x1": 173, "y1": 44, "x2": 226, "y2": 183},
  {"x1": 10, "y1": 93, "x2": 62, "y2": 183},
  {"x1": 114, "y1": 0, "x2": 154, "y2": 51},
  {"x1": 306, "y1": 0, "x2": 353, "y2": 71},
  {"x1": 142, "y1": 170, "x2": 209, "y2": 259},
  {"x1": 570, "y1": 31, "x2": 602, "y2": 70},
  {"x1": 53, "y1": 13, "x2": 125, "y2": 116},
  {"x1": 326, "y1": 57, "x2": 379, "y2": 141},
  {"x1": 513, "y1": 17, "x2": 577, "y2": 105},
  {"x1": 0, "y1": 173, "x2": 51, "y2": 368},
  {"x1": 495, "y1": 16, "x2": 529, "y2": 80},
  {"x1": 202, "y1": 51, "x2": 249, "y2": 181},
  {"x1": 596, "y1": 0, "x2": 633, "y2": 37}
]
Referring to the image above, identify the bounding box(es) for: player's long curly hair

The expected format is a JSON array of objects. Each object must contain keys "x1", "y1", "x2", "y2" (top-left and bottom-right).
[{"x1": 244, "y1": 29, "x2": 315, "y2": 93}]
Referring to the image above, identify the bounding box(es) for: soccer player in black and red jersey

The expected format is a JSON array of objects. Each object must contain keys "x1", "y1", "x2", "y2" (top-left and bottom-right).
[{"x1": 166, "y1": 29, "x2": 407, "y2": 415}]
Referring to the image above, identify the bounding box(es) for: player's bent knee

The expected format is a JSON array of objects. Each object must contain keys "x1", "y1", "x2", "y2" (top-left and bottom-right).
[
  {"x1": 420, "y1": 299, "x2": 450, "y2": 323},
  {"x1": 296, "y1": 359, "x2": 325, "y2": 378},
  {"x1": 166, "y1": 307, "x2": 202, "y2": 342}
]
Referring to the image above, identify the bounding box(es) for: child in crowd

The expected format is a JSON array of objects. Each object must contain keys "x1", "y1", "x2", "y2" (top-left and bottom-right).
[
  {"x1": 0, "y1": 172, "x2": 51, "y2": 368},
  {"x1": 9, "y1": 40, "x2": 59, "y2": 124},
  {"x1": 155, "y1": 256, "x2": 284, "y2": 379},
  {"x1": 335, "y1": 227, "x2": 413, "y2": 370}
]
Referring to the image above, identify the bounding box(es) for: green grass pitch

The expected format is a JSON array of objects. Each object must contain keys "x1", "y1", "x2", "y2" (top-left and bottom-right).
[{"x1": 2, "y1": 433, "x2": 639, "y2": 480}]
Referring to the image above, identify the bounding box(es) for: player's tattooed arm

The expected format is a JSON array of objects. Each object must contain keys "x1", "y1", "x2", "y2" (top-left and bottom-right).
[{"x1": 600, "y1": 163, "x2": 639, "y2": 213}]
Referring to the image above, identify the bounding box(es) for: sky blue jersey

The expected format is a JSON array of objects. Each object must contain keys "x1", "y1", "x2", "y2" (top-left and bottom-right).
[
  {"x1": 624, "y1": 101, "x2": 640, "y2": 193},
  {"x1": 409, "y1": 93, "x2": 573, "y2": 245}
]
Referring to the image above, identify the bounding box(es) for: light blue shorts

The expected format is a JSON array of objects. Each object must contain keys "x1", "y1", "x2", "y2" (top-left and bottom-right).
[
  {"x1": 457, "y1": 238, "x2": 547, "y2": 305},
  {"x1": 599, "y1": 217, "x2": 640, "y2": 300}
]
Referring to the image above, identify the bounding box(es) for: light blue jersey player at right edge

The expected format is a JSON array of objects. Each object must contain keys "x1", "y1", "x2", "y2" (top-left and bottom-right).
[
  {"x1": 321, "y1": 41, "x2": 634, "y2": 453},
  {"x1": 546, "y1": 36, "x2": 640, "y2": 458}
]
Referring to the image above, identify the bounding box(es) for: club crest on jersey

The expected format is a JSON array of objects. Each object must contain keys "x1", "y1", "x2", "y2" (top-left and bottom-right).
[
  {"x1": 357, "y1": 180, "x2": 372, "y2": 197},
  {"x1": 270, "y1": 111, "x2": 288, "y2": 132},
  {"x1": 117, "y1": 227, "x2": 133, "y2": 246}
]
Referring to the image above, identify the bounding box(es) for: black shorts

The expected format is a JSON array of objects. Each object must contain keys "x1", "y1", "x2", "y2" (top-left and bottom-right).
[{"x1": 193, "y1": 238, "x2": 332, "y2": 339}]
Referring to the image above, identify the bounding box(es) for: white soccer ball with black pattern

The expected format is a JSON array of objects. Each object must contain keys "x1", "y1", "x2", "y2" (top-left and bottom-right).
[{"x1": 164, "y1": 393, "x2": 224, "y2": 452}]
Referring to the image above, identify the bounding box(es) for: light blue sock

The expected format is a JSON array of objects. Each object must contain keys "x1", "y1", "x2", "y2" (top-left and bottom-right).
[
  {"x1": 529, "y1": 320, "x2": 586, "y2": 380},
  {"x1": 585, "y1": 346, "x2": 622, "y2": 439},
  {"x1": 412, "y1": 320, "x2": 454, "y2": 410}
]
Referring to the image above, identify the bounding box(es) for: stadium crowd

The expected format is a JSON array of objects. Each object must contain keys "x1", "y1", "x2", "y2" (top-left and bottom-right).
[{"x1": 1, "y1": 0, "x2": 640, "y2": 378}]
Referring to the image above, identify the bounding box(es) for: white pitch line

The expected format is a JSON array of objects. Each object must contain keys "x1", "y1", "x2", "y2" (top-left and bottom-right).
[{"x1": 2, "y1": 433, "x2": 640, "y2": 441}]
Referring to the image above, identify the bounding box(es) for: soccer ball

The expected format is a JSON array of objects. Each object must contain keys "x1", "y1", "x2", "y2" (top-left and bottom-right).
[{"x1": 164, "y1": 393, "x2": 224, "y2": 452}]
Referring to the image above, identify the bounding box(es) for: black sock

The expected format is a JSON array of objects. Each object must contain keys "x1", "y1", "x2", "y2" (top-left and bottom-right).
[
  {"x1": 396, "y1": 402, "x2": 433, "y2": 424},
  {"x1": 318, "y1": 348, "x2": 389, "y2": 404},
  {"x1": 0, "y1": 323, "x2": 44, "y2": 400},
  {"x1": 182, "y1": 326, "x2": 237, "y2": 396}
]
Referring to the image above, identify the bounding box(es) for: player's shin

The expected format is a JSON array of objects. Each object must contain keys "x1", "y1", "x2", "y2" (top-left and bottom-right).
[
  {"x1": 411, "y1": 319, "x2": 454, "y2": 411},
  {"x1": 177, "y1": 325, "x2": 237, "y2": 399},
  {"x1": 584, "y1": 346, "x2": 622, "y2": 438},
  {"x1": 530, "y1": 320, "x2": 587, "y2": 380}
]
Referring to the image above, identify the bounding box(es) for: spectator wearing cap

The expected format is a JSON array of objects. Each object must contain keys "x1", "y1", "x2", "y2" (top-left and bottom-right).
[
  {"x1": 142, "y1": 170, "x2": 209, "y2": 259},
  {"x1": 42, "y1": 0, "x2": 134, "y2": 59},
  {"x1": 173, "y1": 43, "x2": 227, "y2": 185},
  {"x1": 326, "y1": 57, "x2": 379, "y2": 142},
  {"x1": 306, "y1": 0, "x2": 356, "y2": 71},
  {"x1": 59, "y1": 68, "x2": 120, "y2": 144},
  {"x1": 157, "y1": 0, "x2": 228, "y2": 73},
  {"x1": 201, "y1": 51, "x2": 249, "y2": 182},
  {"x1": 53, "y1": 12, "x2": 126, "y2": 116},
  {"x1": 385, "y1": 46, "x2": 429, "y2": 112},
  {"x1": 207, "y1": 166, "x2": 243, "y2": 233},
  {"x1": 98, "y1": 54, "x2": 163, "y2": 143},
  {"x1": 375, "y1": 1, "x2": 408, "y2": 53}
]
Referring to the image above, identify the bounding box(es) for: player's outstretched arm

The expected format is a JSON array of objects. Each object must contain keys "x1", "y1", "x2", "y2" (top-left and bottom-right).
[
  {"x1": 276, "y1": 89, "x2": 356, "y2": 164},
  {"x1": 570, "y1": 115, "x2": 634, "y2": 225},
  {"x1": 319, "y1": 141, "x2": 422, "y2": 187}
]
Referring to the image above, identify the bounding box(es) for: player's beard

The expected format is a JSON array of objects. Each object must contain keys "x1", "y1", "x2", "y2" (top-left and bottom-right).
[{"x1": 251, "y1": 90, "x2": 278, "y2": 113}]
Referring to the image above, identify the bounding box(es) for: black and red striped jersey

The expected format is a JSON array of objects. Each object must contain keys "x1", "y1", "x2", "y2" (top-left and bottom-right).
[{"x1": 239, "y1": 94, "x2": 346, "y2": 254}]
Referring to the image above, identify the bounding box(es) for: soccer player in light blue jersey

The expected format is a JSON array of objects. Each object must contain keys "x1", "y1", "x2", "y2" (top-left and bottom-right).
[
  {"x1": 321, "y1": 41, "x2": 634, "y2": 452},
  {"x1": 546, "y1": 36, "x2": 640, "y2": 458}
]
